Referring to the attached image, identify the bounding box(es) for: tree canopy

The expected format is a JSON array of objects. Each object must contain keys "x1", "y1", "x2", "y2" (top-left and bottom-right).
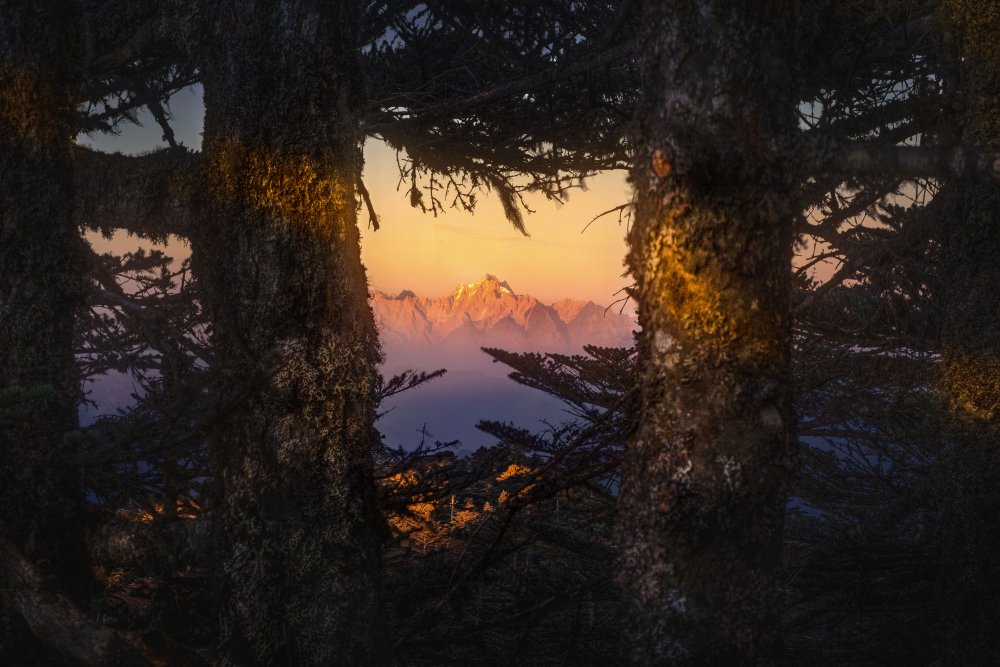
[{"x1": 3, "y1": 1, "x2": 1000, "y2": 664}]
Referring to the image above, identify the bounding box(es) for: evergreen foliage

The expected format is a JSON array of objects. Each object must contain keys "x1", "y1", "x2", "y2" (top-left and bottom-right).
[{"x1": 3, "y1": 1, "x2": 1000, "y2": 664}]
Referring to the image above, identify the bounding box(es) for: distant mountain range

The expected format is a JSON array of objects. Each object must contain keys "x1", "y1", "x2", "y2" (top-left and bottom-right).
[
  {"x1": 371, "y1": 274, "x2": 635, "y2": 354},
  {"x1": 372, "y1": 275, "x2": 635, "y2": 450}
]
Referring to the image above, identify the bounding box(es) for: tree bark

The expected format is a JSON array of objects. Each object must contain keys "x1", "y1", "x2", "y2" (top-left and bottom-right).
[
  {"x1": 936, "y1": 183, "x2": 1000, "y2": 664},
  {"x1": 936, "y1": 2, "x2": 1000, "y2": 662},
  {"x1": 0, "y1": 0, "x2": 89, "y2": 604},
  {"x1": 195, "y1": 1, "x2": 382, "y2": 664},
  {"x1": 618, "y1": 2, "x2": 797, "y2": 663}
]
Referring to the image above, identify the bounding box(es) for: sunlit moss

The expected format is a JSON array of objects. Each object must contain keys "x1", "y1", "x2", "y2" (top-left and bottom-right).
[
  {"x1": 382, "y1": 461, "x2": 547, "y2": 554},
  {"x1": 0, "y1": 69, "x2": 73, "y2": 150},
  {"x1": 496, "y1": 463, "x2": 532, "y2": 481},
  {"x1": 942, "y1": 353, "x2": 1000, "y2": 421},
  {"x1": 638, "y1": 200, "x2": 787, "y2": 368},
  {"x1": 119, "y1": 498, "x2": 202, "y2": 523},
  {"x1": 937, "y1": 1, "x2": 1000, "y2": 423},
  {"x1": 941, "y1": 0, "x2": 1000, "y2": 142},
  {"x1": 208, "y1": 142, "x2": 353, "y2": 229}
]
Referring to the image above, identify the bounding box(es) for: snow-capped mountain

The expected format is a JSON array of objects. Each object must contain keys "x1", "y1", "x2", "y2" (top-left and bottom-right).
[
  {"x1": 372, "y1": 275, "x2": 635, "y2": 450},
  {"x1": 371, "y1": 274, "x2": 634, "y2": 354}
]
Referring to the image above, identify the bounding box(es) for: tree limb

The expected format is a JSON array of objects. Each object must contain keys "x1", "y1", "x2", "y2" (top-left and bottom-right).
[
  {"x1": 828, "y1": 15, "x2": 936, "y2": 78},
  {"x1": 357, "y1": 175, "x2": 380, "y2": 231},
  {"x1": 362, "y1": 38, "x2": 636, "y2": 131},
  {"x1": 74, "y1": 146, "x2": 200, "y2": 240},
  {"x1": 88, "y1": 18, "x2": 165, "y2": 75},
  {"x1": 825, "y1": 144, "x2": 1000, "y2": 183}
]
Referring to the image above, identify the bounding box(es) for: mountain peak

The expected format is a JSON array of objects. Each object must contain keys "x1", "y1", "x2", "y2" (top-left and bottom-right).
[
  {"x1": 454, "y1": 274, "x2": 516, "y2": 300},
  {"x1": 374, "y1": 279, "x2": 635, "y2": 354}
]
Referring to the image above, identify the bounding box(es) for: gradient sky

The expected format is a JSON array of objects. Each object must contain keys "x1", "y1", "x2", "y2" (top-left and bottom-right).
[
  {"x1": 361, "y1": 146, "x2": 632, "y2": 305},
  {"x1": 80, "y1": 85, "x2": 634, "y2": 307}
]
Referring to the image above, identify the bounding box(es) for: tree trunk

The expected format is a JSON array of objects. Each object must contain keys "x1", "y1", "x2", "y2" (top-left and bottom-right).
[
  {"x1": 618, "y1": 2, "x2": 797, "y2": 663},
  {"x1": 936, "y1": 2, "x2": 1000, "y2": 661},
  {"x1": 0, "y1": 0, "x2": 88, "y2": 598},
  {"x1": 195, "y1": 2, "x2": 382, "y2": 664},
  {"x1": 936, "y1": 182, "x2": 1000, "y2": 664}
]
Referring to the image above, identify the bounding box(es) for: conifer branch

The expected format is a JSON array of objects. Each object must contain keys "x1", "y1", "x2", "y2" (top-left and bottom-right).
[{"x1": 74, "y1": 146, "x2": 200, "y2": 240}]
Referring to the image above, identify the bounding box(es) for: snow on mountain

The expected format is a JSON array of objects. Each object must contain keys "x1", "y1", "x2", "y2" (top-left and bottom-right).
[{"x1": 371, "y1": 274, "x2": 635, "y2": 355}]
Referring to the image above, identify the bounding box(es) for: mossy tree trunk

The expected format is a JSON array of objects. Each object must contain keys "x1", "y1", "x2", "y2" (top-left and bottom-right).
[
  {"x1": 0, "y1": 1, "x2": 88, "y2": 598},
  {"x1": 936, "y1": 185, "x2": 1000, "y2": 664},
  {"x1": 196, "y1": 1, "x2": 382, "y2": 664},
  {"x1": 936, "y1": 2, "x2": 1000, "y2": 662},
  {"x1": 618, "y1": 2, "x2": 797, "y2": 663}
]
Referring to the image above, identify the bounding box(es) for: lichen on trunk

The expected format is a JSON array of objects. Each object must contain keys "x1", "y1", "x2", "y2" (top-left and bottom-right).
[
  {"x1": 194, "y1": 1, "x2": 382, "y2": 664},
  {"x1": 617, "y1": 2, "x2": 797, "y2": 663},
  {"x1": 935, "y1": 2, "x2": 1000, "y2": 661},
  {"x1": 0, "y1": 0, "x2": 89, "y2": 603}
]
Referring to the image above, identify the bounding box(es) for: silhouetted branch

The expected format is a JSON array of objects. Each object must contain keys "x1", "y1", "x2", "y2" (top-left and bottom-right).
[
  {"x1": 74, "y1": 146, "x2": 199, "y2": 240},
  {"x1": 826, "y1": 144, "x2": 1000, "y2": 183},
  {"x1": 377, "y1": 368, "x2": 447, "y2": 404},
  {"x1": 363, "y1": 39, "x2": 637, "y2": 130},
  {"x1": 357, "y1": 175, "x2": 381, "y2": 231}
]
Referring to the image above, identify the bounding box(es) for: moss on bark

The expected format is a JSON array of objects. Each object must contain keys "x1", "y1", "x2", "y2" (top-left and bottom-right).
[
  {"x1": 618, "y1": 2, "x2": 798, "y2": 663},
  {"x1": 0, "y1": 0, "x2": 88, "y2": 598},
  {"x1": 936, "y1": 3, "x2": 1000, "y2": 661},
  {"x1": 194, "y1": 1, "x2": 382, "y2": 664}
]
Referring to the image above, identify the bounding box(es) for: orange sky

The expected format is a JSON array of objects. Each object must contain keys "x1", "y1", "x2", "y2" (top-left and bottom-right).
[
  {"x1": 81, "y1": 86, "x2": 634, "y2": 307},
  {"x1": 360, "y1": 142, "x2": 632, "y2": 305},
  {"x1": 80, "y1": 85, "x2": 841, "y2": 308}
]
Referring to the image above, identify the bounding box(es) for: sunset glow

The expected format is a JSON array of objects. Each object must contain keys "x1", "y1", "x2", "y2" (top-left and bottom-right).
[
  {"x1": 361, "y1": 142, "x2": 632, "y2": 306},
  {"x1": 79, "y1": 86, "x2": 633, "y2": 308}
]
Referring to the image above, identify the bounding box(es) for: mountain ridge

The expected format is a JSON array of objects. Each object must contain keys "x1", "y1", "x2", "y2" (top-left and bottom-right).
[{"x1": 372, "y1": 274, "x2": 634, "y2": 353}]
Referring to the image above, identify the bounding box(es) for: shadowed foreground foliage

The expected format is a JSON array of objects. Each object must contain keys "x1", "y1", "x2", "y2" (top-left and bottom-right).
[{"x1": 6, "y1": 1, "x2": 1000, "y2": 664}]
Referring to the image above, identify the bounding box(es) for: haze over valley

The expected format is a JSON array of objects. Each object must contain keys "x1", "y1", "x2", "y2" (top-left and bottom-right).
[{"x1": 373, "y1": 273, "x2": 636, "y2": 451}]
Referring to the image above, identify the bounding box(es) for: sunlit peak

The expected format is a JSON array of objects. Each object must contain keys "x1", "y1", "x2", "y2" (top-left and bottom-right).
[{"x1": 453, "y1": 273, "x2": 516, "y2": 300}]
